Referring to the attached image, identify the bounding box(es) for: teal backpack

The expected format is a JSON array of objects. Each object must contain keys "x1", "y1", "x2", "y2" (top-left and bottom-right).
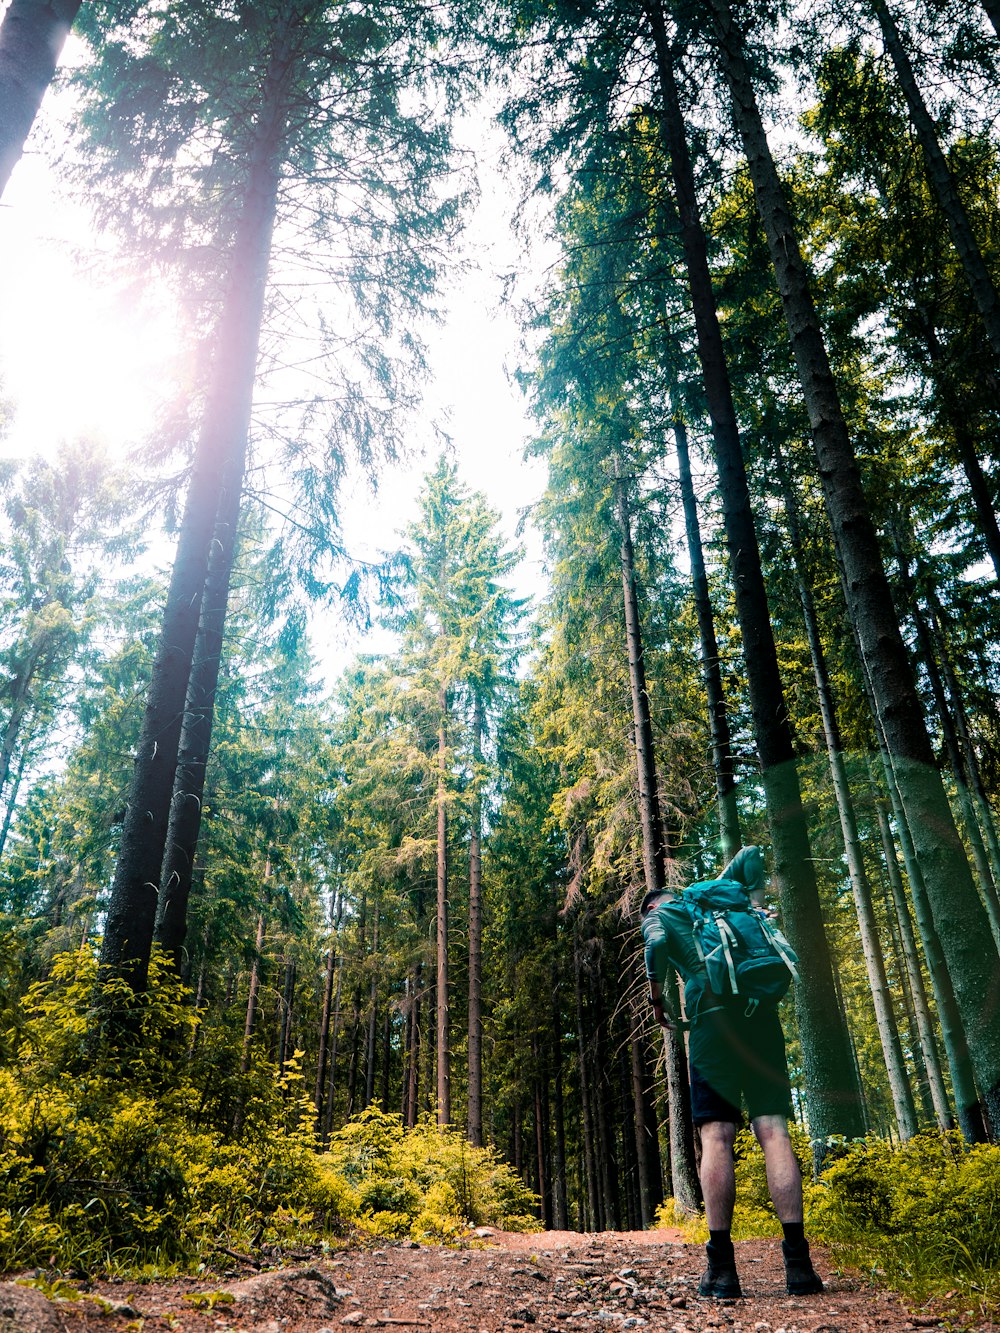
[
  {"x1": 643, "y1": 873, "x2": 799, "y2": 1022},
  {"x1": 681, "y1": 878, "x2": 799, "y2": 1008}
]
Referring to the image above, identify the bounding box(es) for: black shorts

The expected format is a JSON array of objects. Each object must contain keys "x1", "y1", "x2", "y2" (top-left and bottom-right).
[{"x1": 688, "y1": 1001, "x2": 793, "y2": 1126}]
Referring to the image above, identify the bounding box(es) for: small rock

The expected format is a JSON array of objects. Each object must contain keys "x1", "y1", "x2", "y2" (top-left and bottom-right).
[
  {"x1": 341, "y1": 1314, "x2": 365, "y2": 1327},
  {"x1": 671, "y1": 1296, "x2": 688, "y2": 1309},
  {"x1": 474, "y1": 1227, "x2": 495, "y2": 1238}
]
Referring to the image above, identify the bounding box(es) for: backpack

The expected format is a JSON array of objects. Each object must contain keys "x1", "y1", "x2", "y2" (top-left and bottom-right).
[
  {"x1": 642, "y1": 874, "x2": 799, "y2": 1022},
  {"x1": 681, "y1": 878, "x2": 799, "y2": 1007}
]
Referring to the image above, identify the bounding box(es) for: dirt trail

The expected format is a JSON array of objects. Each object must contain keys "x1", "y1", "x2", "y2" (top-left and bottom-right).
[{"x1": 4, "y1": 1228, "x2": 994, "y2": 1333}]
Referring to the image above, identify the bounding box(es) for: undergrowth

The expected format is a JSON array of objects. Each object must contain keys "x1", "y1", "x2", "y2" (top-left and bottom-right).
[
  {"x1": 0, "y1": 949, "x2": 539, "y2": 1276},
  {"x1": 656, "y1": 1127, "x2": 1000, "y2": 1321}
]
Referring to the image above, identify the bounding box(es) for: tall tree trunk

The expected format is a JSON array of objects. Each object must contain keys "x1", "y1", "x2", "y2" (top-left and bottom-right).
[
  {"x1": 97, "y1": 14, "x2": 296, "y2": 1001},
  {"x1": 468, "y1": 692, "x2": 484, "y2": 1146},
  {"x1": 613, "y1": 460, "x2": 700, "y2": 1210},
  {"x1": 862, "y1": 694, "x2": 985, "y2": 1139},
  {"x1": 630, "y1": 1004, "x2": 664, "y2": 1226},
  {"x1": 703, "y1": 0, "x2": 1000, "y2": 1133},
  {"x1": 241, "y1": 907, "x2": 267, "y2": 1076},
  {"x1": 436, "y1": 685, "x2": 450, "y2": 1125},
  {"x1": 322, "y1": 952, "x2": 345, "y2": 1142},
  {"x1": 0, "y1": 740, "x2": 29, "y2": 863},
  {"x1": 894, "y1": 548, "x2": 1000, "y2": 952},
  {"x1": 364, "y1": 909, "x2": 380, "y2": 1108},
  {"x1": 867, "y1": 0, "x2": 1000, "y2": 365},
  {"x1": 671, "y1": 410, "x2": 741, "y2": 861},
  {"x1": 647, "y1": 4, "x2": 865, "y2": 1147},
  {"x1": 405, "y1": 963, "x2": 422, "y2": 1128},
  {"x1": 874, "y1": 800, "x2": 952, "y2": 1128},
  {"x1": 550, "y1": 999, "x2": 569, "y2": 1230},
  {"x1": 277, "y1": 955, "x2": 295, "y2": 1076},
  {"x1": 573, "y1": 922, "x2": 601, "y2": 1231},
  {"x1": 0, "y1": 0, "x2": 81, "y2": 196},
  {"x1": 314, "y1": 928, "x2": 337, "y2": 1118},
  {"x1": 154, "y1": 454, "x2": 244, "y2": 966},
  {"x1": 773, "y1": 446, "x2": 917, "y2": 1139},
  {"x1": 931, "y1": 605, "x2": 1000, "y2": 889}
]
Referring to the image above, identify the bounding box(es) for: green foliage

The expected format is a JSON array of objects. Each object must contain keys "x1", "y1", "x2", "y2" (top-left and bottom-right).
[
  {"x1": 323, "y1": 1104, "x2": 540, "y2": 1240},
  {"x1": 660, "y1": 1130, "x2": 1000, "y2": 1315},
  {"x1": 806, "y1": 1132, "x2": 1000, "y2": 1311},
  {"x1": 0, "y1": 956, "x2": 537, "y2": 1274}
]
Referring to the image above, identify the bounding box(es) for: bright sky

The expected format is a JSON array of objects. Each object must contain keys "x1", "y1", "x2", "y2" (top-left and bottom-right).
[{"x1": 0, "y1": 49, "x2": 550, "y2": 684}]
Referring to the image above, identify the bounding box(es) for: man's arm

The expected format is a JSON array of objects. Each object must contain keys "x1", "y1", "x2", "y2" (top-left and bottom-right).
[
  {"x1": 643, "y1": 910, "x2": 675, "y2": 1029},
  {"x1": 721, "y1": 845, "x2": 766, "y2": 907}
]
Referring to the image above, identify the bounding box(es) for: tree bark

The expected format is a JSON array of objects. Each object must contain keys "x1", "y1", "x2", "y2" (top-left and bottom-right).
[
  {"x1": 868, "y1": 0, "x2": 1000, "y2": 366},
  {"x1": 468, "y1": 692, "x2": 484, "y2": 1146},
  {"x1": 703, "y1": 0, "x2": 1000, "y2": 1134},
  {"x1": 154, "y1": 449, "x2": 245, "y2": 966},
  {"x1": 314, "y1": 929, "x2": 337, "y2": 1118},
  {"x1": 874, "y1": 795, "x2": 952, "y2": 1128},
  {"x1": 773, "y1": 445, "x2": 917, "y2": 1139},
  {"x1": 0, "y1": 0, "x2": 82, "y2": 197},
  {"x1": 573, "y1": 922, "x2": 601, "y2": 1230},
  {"x1": 647, "y1": 3, "x2": 865, "y2": 1147},
  {"x1": 97, "y1": 12, "x2": 296, "y2": 1001},
  {"x1": 550, "y1": 998, "x2": 569, "y2": 1229},
  {"x1": 671, "y1": 410, "x2": 741, "y2": 861},
  {"x1": 613, "y1": 459, "x2": 700, "y2": 1209},
  {"x1": 436, "y1": 685, "x2": 450, "y2": 1125}
]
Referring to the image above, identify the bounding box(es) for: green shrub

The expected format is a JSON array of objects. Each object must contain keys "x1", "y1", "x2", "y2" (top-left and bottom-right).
[
  {"x1": 324, "y1": 1103, "x2": 540, "y2": 1238},
  {"x1": 657, "y1": 1127, "x2": 1000, "y2": 1318},
  {"x1": 0, "y1": 949, "x2": 538, "y2": 1274}
]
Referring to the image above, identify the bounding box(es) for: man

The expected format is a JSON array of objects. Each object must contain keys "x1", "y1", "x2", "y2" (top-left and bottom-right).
[{"x1": 641, "y1": 846, "x2": 823, "y2": 1300}]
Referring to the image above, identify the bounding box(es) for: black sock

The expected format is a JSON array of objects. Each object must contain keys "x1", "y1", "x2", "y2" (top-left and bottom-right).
[
  {"x1": 707, "y1": 1228, "x2": 734, "y2": 1261},
  {"x1": 782, "y1": 1221, "x2": 805, "y2": 1249}
]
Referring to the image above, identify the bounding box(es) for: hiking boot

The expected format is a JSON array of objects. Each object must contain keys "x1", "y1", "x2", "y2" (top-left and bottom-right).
[
  {"x1": 698, "y1": 1257, "x2": 742, "y2": 1300},
  {"x1": 782, "y1": 1240, "x2": 823, "y2": 1295}
]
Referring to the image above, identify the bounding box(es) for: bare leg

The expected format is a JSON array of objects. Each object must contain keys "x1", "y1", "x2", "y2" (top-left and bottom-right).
[
  {"x1": 699, "y1": 1120, "x2": 737, "y2": 1229},
  {"x1": 751, "y1": 1114, "x2": 803, "y2": 1223}
]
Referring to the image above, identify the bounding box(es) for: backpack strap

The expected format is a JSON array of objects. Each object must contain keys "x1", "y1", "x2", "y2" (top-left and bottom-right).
[
  {"x1": 714, "y1": 913, "x2": 740, "y2": 994},
  {"x1": 759, "y1": 916, "x2": 800, "y2": 983}
]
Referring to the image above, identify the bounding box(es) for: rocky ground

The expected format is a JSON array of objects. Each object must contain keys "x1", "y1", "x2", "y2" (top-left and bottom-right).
[{"x1": 1, "y1": 1228, "x2": 994, "y2": 1333}]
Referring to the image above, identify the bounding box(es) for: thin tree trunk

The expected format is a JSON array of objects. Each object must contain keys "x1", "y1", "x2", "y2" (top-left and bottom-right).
[
  {"x1": 550, "y1": 1000, "x2": 569, "y2": 1230},
  {"x1": 154, "y1": 455, "x2": 244, "y2": 966},
  {"x1": 874, "y1": 803, "x2": 951, "y2": 1129},
  {"x1": 97, "y1": 13, "x2": 297, "y2": 1001},
  {"x1": 241, "y1": 909, "x2": 267, "y2": 1076},
  {"x1": 932, "y1": 607, "x2": 1000, "y2": 889},
  {"x1": 315, "y1": 934, "x2": 337, "y2": 1117},
  {"x1": 405, "y1": 963, "x2": 422, "y2": 1128},
  {"x1": 277, "y1": 956, "x2": 295, "y2": 1076},
  {"x1": 647, "y1": 4, "x2": 865, "y2": 1147},
  {"x1": 773, "y1": 446, "x2": 917, "y2": 1139},
  {"x1": 864, "y1": 709, "x2": 985, "y2": 1139},
  {"x1": 867, "y1": 0, "x2": 1000, "y2": 365},
  {"x1": 436, "y1": 685, "x2": 450, "y2": 1125},
  {"x1": 573, "y1": 923, "x2": 601, "y2": 1231},
  {"x1": 322, "y1": 953, "x2": 344, "y2": 1141},
  {"x1": 364, "y1": 909, "x2": 380, "y2": 1108},
  {"x1": 0, "y1": 741, "x2": 29, "y2": 863},
  {"x1": 704, "y1": 0, "x2": 1000, "y2": 1133},
  {"x1": 613, "y1": 460, "x2": 700, "y2": 1210},
  {"x1": 468, "y1": 692, "x2": 484, "y2": 1146},
  {"x1": 671, "y1": 410, "x2": 741, "y2": 861},
  {"x1": 0, "y1": 0, "x2": 81, "y2": 196},
  {"x1": 899, "y1": 566, "x2": 1000, "y2": 952},
  {"x1": 630, "y1": 1007, "x2": 663, "y2": 1227}
]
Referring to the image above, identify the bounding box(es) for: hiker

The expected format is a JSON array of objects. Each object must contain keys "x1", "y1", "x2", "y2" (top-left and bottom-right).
[{"x1": 641, "y1": 845, "x2": 823, "y2": 1301}]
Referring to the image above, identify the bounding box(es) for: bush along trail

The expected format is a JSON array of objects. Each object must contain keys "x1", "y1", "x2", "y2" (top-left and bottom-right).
[{"x1": 3, "y1": 1229, "x2": 996, "y2": 1333}]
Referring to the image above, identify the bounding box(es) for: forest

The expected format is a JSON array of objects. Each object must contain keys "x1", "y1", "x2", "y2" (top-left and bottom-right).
[{"x1": 1, "y1": 0, "x2": 1000, "y2": 1320}]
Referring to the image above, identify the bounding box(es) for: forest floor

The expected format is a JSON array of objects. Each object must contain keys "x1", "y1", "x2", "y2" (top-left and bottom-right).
[{"x1": 3, "y1": 1227, "x2": 995, "y2": 1333}]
